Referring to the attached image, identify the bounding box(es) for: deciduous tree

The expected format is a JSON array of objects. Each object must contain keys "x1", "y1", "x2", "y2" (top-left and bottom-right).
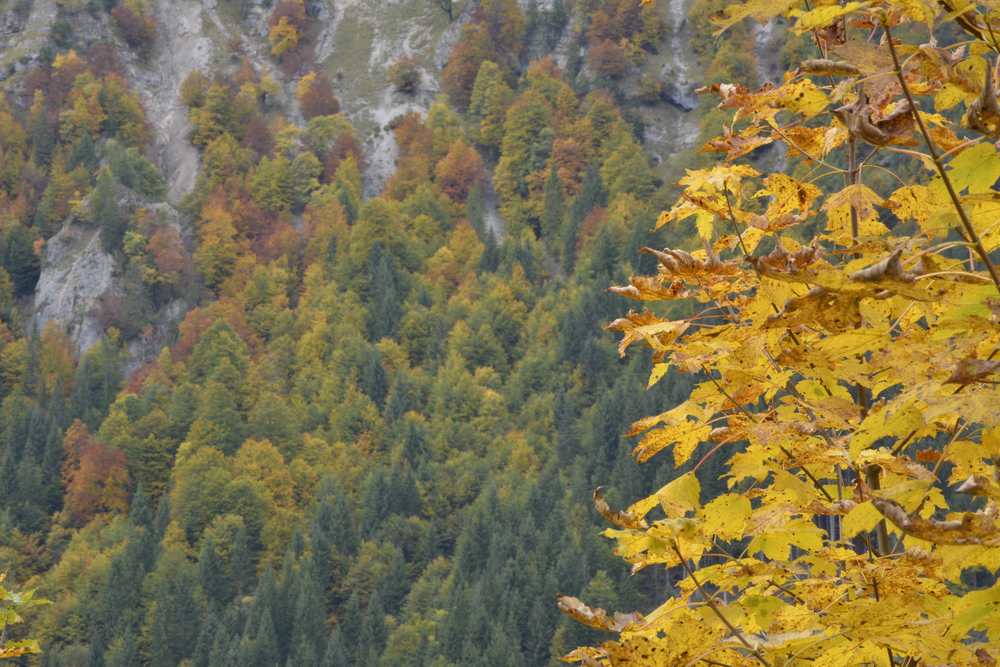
[{"x1": 561, "y1": 2, "x2": 1000, "y2": 664}]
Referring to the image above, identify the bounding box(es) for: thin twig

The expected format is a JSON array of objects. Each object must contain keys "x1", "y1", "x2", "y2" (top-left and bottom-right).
[
  {"x1": 721, "y1": 187, "x2": 802, "y2": 346},
  {"x1": 770, "y1": 124, "x2": 846, "y2": 173},
  {"x1": 672, "y1": 542, "x2": 772, "y2": 667},
  {"x1": 704, "y1": 365, "x2": 835, "y2": 502}
]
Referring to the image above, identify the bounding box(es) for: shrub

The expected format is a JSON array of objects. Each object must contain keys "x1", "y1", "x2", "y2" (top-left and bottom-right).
[
  {"x1": 388, "y1": 57, "x2": 421, "y2": 94},
  {"x1": 296, "y1": 71, "x2": 340, "y2": 119},
  {"x1": 111, "y1": 5, "x2": 156, "y2": 57},
  {"x1": 586, "y1": 39, "x2": 629, "y2": 80}
]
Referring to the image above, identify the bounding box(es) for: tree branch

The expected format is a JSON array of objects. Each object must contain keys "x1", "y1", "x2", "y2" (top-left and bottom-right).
[
  {"x1": 672, "y1": 542, "x2": 772, "y2": 667},
  {"x1": 883, "y1": 19, "x2": 1000, "y2": 295}
]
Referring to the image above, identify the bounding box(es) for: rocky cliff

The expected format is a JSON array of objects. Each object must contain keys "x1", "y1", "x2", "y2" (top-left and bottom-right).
[{"x1": 1, "y1": 0, "x2": 710, "y2": 359}]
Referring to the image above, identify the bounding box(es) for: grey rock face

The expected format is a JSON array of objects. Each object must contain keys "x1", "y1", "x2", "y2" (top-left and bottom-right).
[
  {"x1": 659, "y1": 60, "x2": 698, "y2": 112},
  {"x1": 33, "y1": 224, "x2": 115, "y2": 355},
  {"x1": 126, "y1": 0, "x2": 216, "y2": 207}
]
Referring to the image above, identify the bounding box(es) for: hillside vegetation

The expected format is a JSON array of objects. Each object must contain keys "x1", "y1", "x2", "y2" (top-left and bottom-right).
[
  {"x1": 6, "y1": 0, "x2": 995, "y2": 665},
  {"x1": 0, "y1": 0, "x2": 748, "y2": 665}
]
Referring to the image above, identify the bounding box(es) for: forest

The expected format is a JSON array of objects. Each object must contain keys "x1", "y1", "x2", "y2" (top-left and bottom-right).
[{"x1": 0, "y1": 0, "x2": 996, "y2": 665}]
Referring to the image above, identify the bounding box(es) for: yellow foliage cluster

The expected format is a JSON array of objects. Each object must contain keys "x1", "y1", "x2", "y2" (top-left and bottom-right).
[
  {"x1": 564, "y1": 1, "x2": 1000, "y2": 665},
  {"x1": 269, "y1": 16, "x2": 300, "y2": 58}
]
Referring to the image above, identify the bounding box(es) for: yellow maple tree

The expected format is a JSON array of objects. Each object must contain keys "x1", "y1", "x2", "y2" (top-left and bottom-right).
[{"x1": 562, "y1": 1, "x2": 1000, "y2": 665}]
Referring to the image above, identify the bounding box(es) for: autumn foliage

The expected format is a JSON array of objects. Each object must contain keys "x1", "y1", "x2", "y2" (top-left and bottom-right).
[
  {"x1": 111, "y1": 4, "x2": 157, "y2": 57},
  {"x1": 561, "y1": 1, "x2": 1000, "y2": 665},
  {"x1": 434, "y1": 139, "x2": 485, "y2": 203},
  {"x1": 296, "y1": 71, "x2": 340, "y2": 119},
  {"x1": 61, "y1": 420, "x2": 129, "y2": 527},
  {"x1": 587, "y1": 39, "x2": 630, "y2": 80},
  {"x1": 268, "y1": 0, "x2": 307, "y2": 61}
]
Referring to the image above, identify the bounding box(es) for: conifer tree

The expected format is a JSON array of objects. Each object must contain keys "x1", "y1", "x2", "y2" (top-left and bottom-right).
[
  {"x1": 147, "y1": 549, "x2": 200, "y2": 667},
  {"x1": 252, "y1": 609, "x2": 280, "y2": 667},
  {"x1": 541, "y1": 162, "x2": 564, "y2": 248},
  {"x1": 469, "y1": 61, "x2": 513, "y2": 152},
  {"x1": 199, "y1": 534, "x2": 231, "y2": 605},
  {"x1": 322, "y1": 629, "x2": 349, "y2": 667},
  {"x1": 231, "y1": 524, "x2": 254, "y2": 596},
  {"x1": 93, "y1": 169, "x2": 127, "y2": 254},
  {"x1": 290, "y1": 558, "x2": 327, "y2": 660}
]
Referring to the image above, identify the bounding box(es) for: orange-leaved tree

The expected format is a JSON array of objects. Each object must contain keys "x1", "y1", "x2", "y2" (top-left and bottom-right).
[{"x1": 560, "y1": 1, "x2": 1000, "y2": 664}]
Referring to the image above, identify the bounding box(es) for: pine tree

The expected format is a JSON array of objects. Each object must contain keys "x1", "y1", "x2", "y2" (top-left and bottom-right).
[
  {"x1": 192, "y1": 614, "x2": 219, "y2": 667},
  {"x1": 231, "y1": 524, "x2": 254, "y2": 596},
  {"x1": 322, "y1": 629, "x2": 349, "y2": 667},
  {"x1": 479, "y1": 229, "x2": 500, "y2": 273},
  {"x1": 93, "y1": 169, "x2": 127, "y2": 254},
  {"x1": 290, "y1": 558, "x2": 327, "y2": 661},
  {"x1": 367, "y1": 243, "x2": 403, "y2": 341},
  {"x1": 359, "y1": 590, "x2": 387, "y2": 661},
  {"x1": 2, "y1": 224, "x2": 41, "y2": 296},
  {"x1": 360, "y1": 467, "x2": 390, "y2": 539},
  {"x1": 541, "y1": 163, "x2": 564, "y2": 247},
  {"x1": 469, "y1": 61, "x2": 514, "y2": 152},
  {"x1": 199, "y1": 534, "x2": 232, "y2": 605},
  {"x1": 308, "y1": 482, "x2": 339, "y2": 593},
  {"x1": 563, "y1": 166, "x2": 605, "y2": 273},
  {"x1": 70, "y1": 338, "x2": 122, "y2": 429},
  {"x1": 28, "y1": 91, "x2": 54, "y2": 167},
  {"x1": 209, "y1": 624, "x2": 235, "y2": 667},
  {"x1": 103, "y1": 633, "x2": 139, "y2": 667},
  {"x1": 147, "y1": 549, "x2": 201, "y2": 667},
  {"x1": 68, "y1": 132, "x2": 97, "y2": 171},
  {"x1": 387, "y1": 461, "x2": 421, "y2": 518},
  {"x1": 253, "y1": 608, "x2": 280, "y2": 667},
  {"x1": 273, "y1": 551, "x2": 297, "y2": 660},
  {"x1": 337, "y1": 593, "x2": 363, "y2": 663},
  {"x1": 358, "y1": 347, "x2": 389, "y2": 409}
]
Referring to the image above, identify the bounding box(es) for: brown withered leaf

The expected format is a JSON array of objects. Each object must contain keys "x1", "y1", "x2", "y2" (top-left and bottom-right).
[
  {"x1": 593, "y1": 487, "x2": 647, "y2": 530},
  {"x1": 945, "y1": 358, "x2": 1000, "y2": 385},
  {"x1": 833, "y1": 94, "x2": 917, "y2": 146},
  {"x1": 609, "y1": 276, "x2": 689, "y2": 302},
  {"x1": 766, "y1": 286, "x2": 863, "y2": 333},
  {"x1": 697, "y1": 82, "x2": 754, "y2": 110},
  {"x1": 989, "y1": 298, "x2": 1000, "y2": 323},
  {"x1": 928, "y1": 123, "x2": 969, "y2": 154},
  {"x1": 849, "y1": 247, "x2": 947, "y2": 300},
  {"x1": 915, "y1": 448, "x2": 942, "y2": 463},
  {"x1": 815, "y1": 18, "x2": 846, "y2": 50},
  {"x1": 750, "y1": 240, "x2": 821, "y2": 275},
  {"x1": 709, "y1": 426, "x2": 737, "y2": 443},
  {"x1": 747, "y1": 212, "x2": 802, "y2": 233},
  {"x1": 831, "y1": 36, "x2": 894, "y2": 101},
  {"x1": 640, "y1": 247, "x2": 740, "y2": 278},
  {"x1": 606, "y1": 310, "x2": 690, "y2": 357},
  {"x1": 556, "y1": 596, "x2": 642, "y2": 634},
  {"x1": 797, "y1": 58, "x2": 862, "y2": 77},
  {"x1": 808, "y1": 499, "x2": 858, "y2": 515},
  {"x1": 702, "y1": 124, "x2": 774, "y2": 160},
  {"x1": 941, "y1": 0, "x2": 989, "y2": 43},
  {"x1": 911, "y1": 43, "x2": 970, "y2": 96},
  {"x1": 965, "y1": 63, "x2": 1000, "y2": 137},
  {"x1": 850, "y1": 248, "x2": 916, "y2": 283},
  {"x1": 956, "y1": 474, "x2": 1000, "y2": 502},
  {"x1": 559, "y1": 646, "x2": 606, "y2": 666}
]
